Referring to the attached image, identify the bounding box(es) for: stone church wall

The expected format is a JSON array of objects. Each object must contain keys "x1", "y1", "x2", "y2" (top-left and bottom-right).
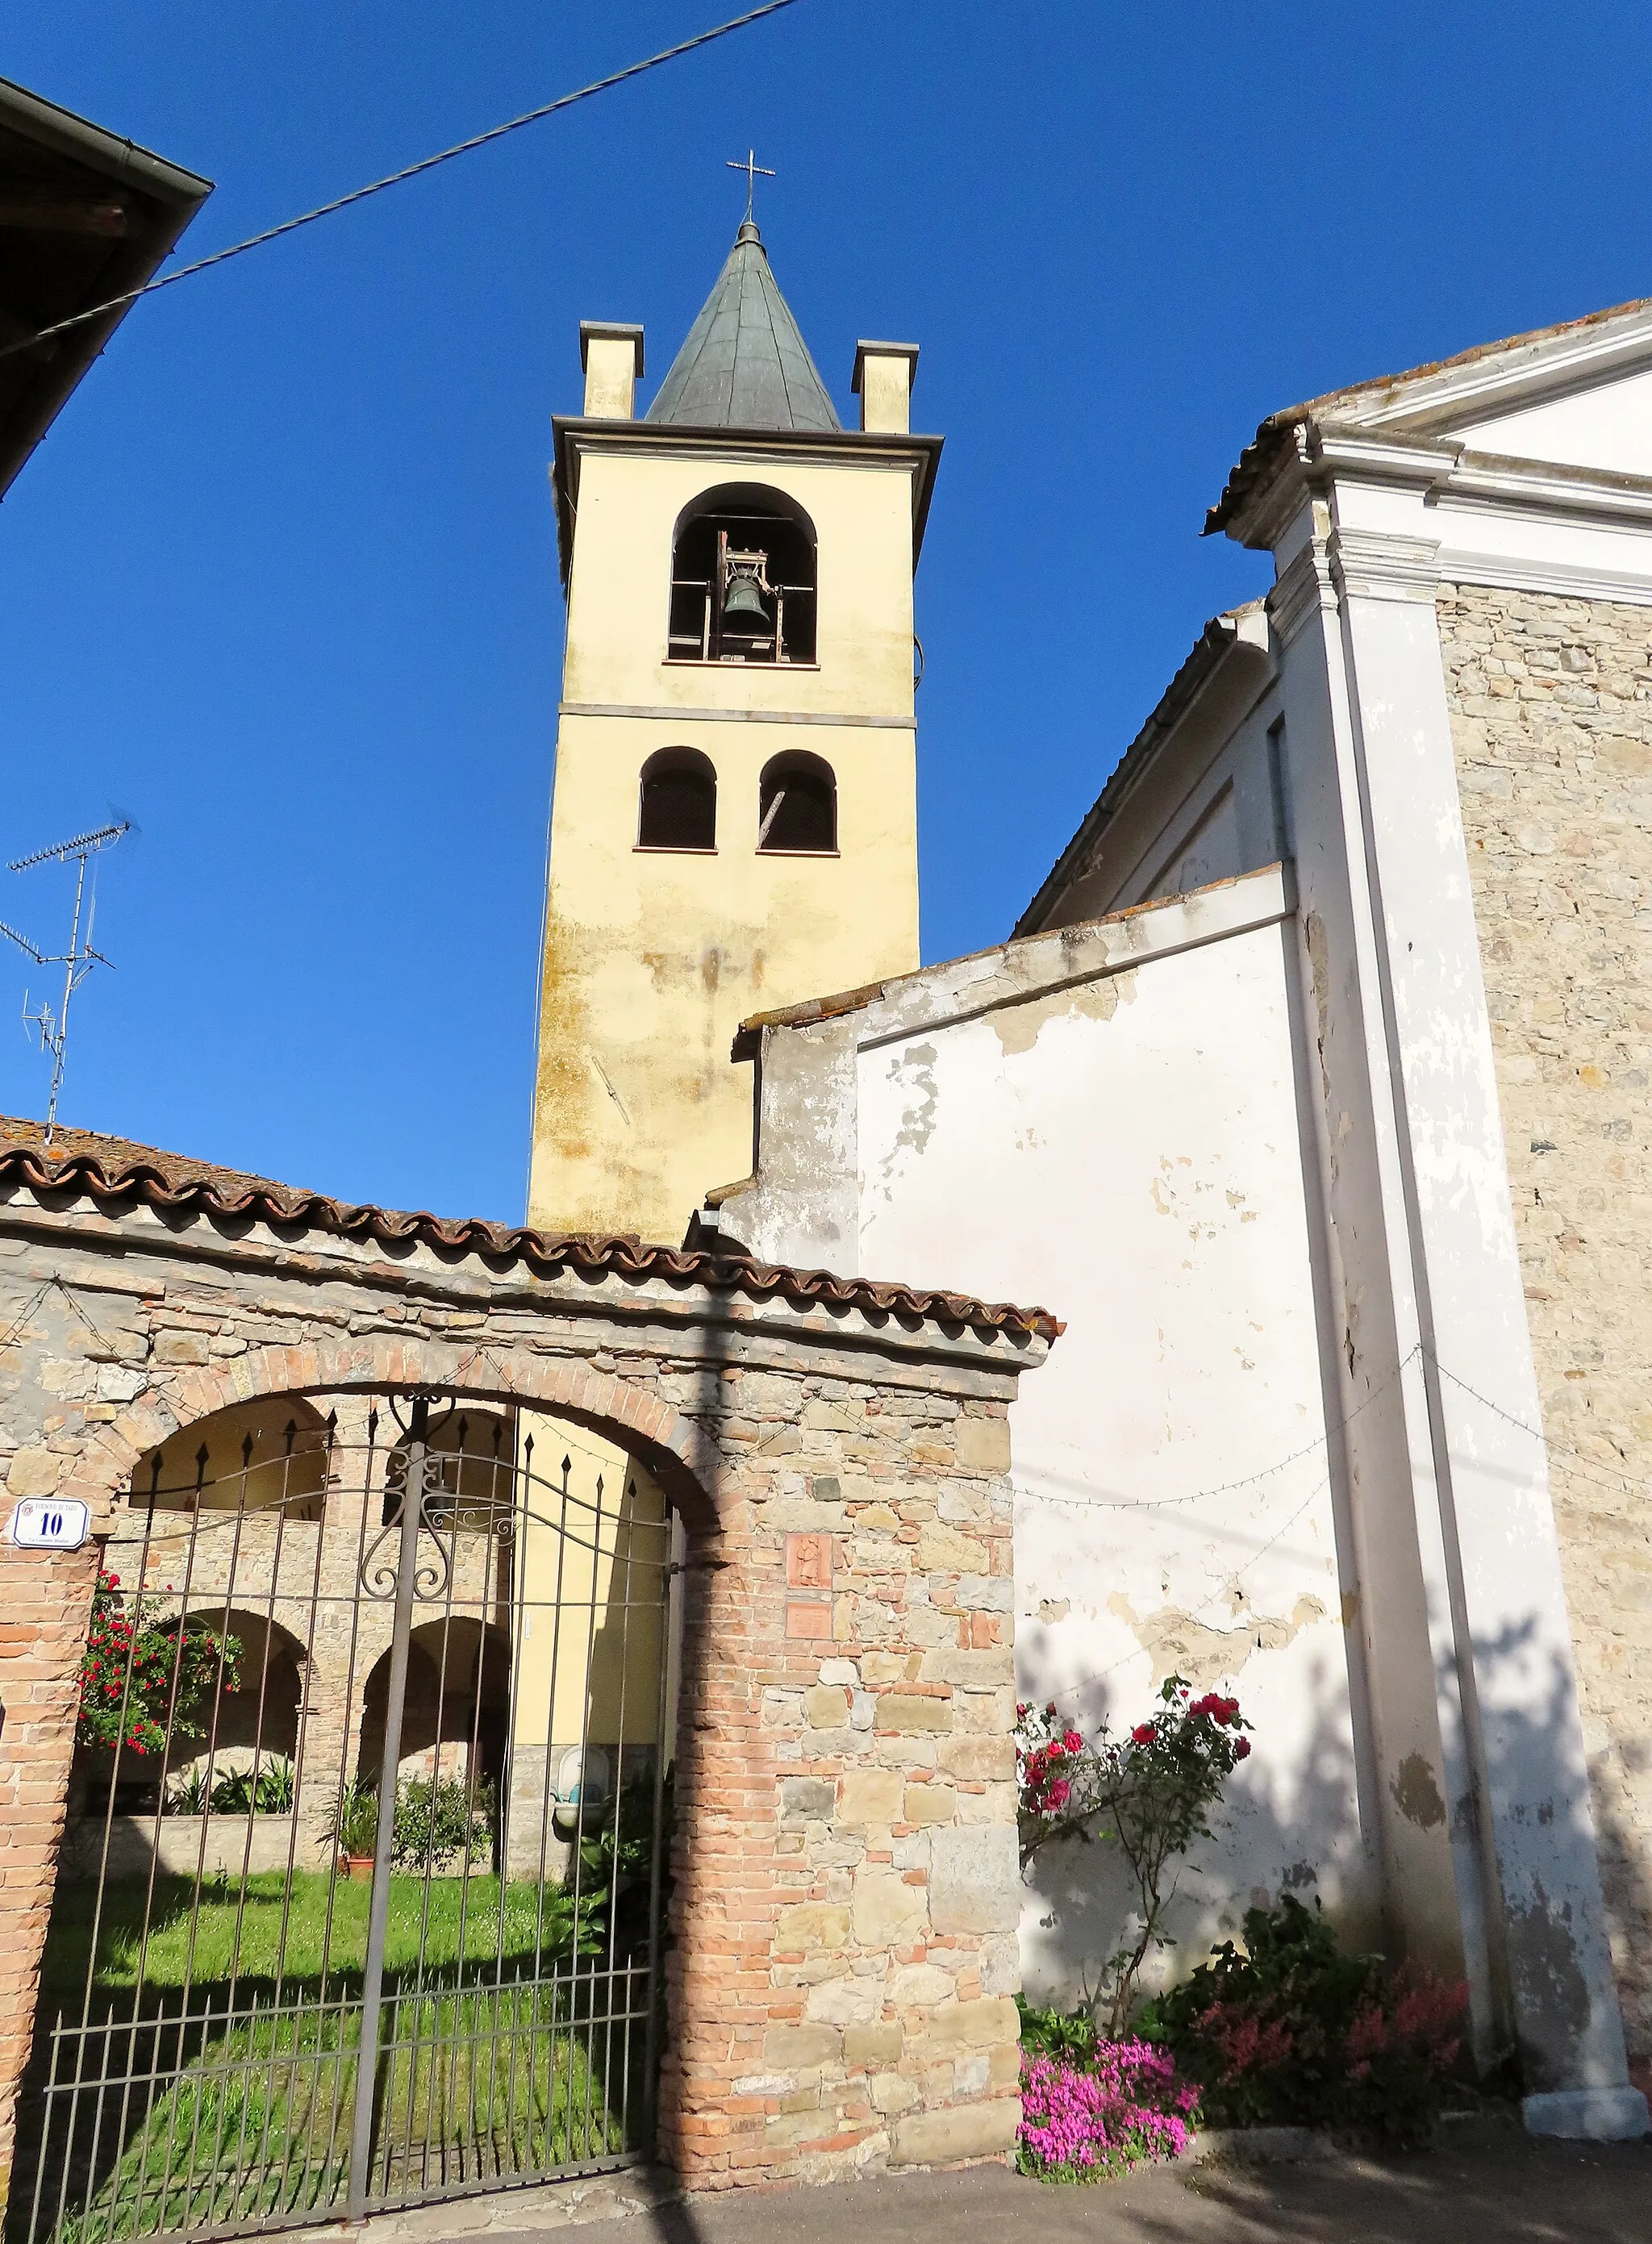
[{"x1": 1437, "y1": 582, "x2": 1652, "y2": 2058}]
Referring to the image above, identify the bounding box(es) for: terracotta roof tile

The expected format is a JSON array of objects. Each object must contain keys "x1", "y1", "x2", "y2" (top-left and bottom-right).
[{"x1": 0, "y1": 1115, "x2": 1062, "y2": 1344}]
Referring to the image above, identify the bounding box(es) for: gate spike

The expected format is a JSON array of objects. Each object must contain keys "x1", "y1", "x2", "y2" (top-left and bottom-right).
[
  {"x1": 283, "y1": 1418, "x2": 298, "y2": 1456},
  {"x1": 491, "y1": 1421, "x2": 503, "y2": 1458},
  {"x1": 194, "y1": 1442, "x2": 210, "y2": 1490},
  {"x1": 324, "y1": 1408, "x2": 338, "y2": 1446},
  {"x1": 149, "y1": 1454, "x2": 163, "y2": 1497},
  {"x1": 242, "y1": 1432, "x2": 256, "y2": 1470},
  {"x1": 456, "y1": 1415, "x2": 469, "y2": 1455}
]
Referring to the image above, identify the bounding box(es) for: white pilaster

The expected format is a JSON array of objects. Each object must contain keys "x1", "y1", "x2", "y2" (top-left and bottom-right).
[{"x1": 1320, "y1": 502, "x2": 1642, "y2": 2134}]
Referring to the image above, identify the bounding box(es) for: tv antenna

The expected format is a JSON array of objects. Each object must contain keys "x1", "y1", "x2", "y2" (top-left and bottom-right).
[{"x1": 0, "y1": 820, "x2": 129, "y2": 1144}]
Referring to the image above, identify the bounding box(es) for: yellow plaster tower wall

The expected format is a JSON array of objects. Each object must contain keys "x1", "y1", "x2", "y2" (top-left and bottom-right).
[{"x1": 528, "y1": 241, "x2": 937, "y2": 1243}]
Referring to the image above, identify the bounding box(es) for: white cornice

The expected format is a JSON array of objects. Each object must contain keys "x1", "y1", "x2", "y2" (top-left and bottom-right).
[
  {"x1": 1438, "y1": 448, "x2": 1652, "y2": 528},
  {"x1": 1328, "y1": 528, "x2": 1441, "y2": 606},
  {"x1": 1312, "y1": 428, "x2": 1458, "y2": 490},
  {"x1": 1329, "y1": 309, "x2": 1652, "y2": 436},
  {"x1": 560, "y1": 702, "x2": 913, "y2": 729},
  {"x1": 1268, "y1": 536, "x2": 1336, "y2": 645},
  {"x1": 1248, "y1": 429, "x2": 1652, "y2": 612},
  {"x1": 1432, "y1": 550, "x2": 1652, "y2": 608}
]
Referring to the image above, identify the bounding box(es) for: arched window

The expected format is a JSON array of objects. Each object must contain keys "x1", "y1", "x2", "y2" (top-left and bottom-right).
[
  {"x1": 668, "y1": 483, "x2": 817, "y2": 666},
  {"x1": 637, "y1": 747, "x2": 716, "y2": 851},
  {"x1": 758, "y1": 751, "x2": 836, "y2": 854}
]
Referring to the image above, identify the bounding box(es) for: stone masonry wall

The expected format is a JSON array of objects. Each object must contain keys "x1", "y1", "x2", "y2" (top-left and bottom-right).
[
  {"x1": 663, "y1": 1387, "x2": 1020, "y2": 2187},
  {"x1": 1437, "y1": 582, "x2": 1652, "y2": 2056},
  {"x1": 0, "y1": 1199, "x2": 1038, "y2": 2211}
]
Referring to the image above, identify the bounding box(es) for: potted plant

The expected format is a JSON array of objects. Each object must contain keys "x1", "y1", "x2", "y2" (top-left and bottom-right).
[{"x1": 326, "y1": 1778, "x2": 380, "y2": 1876}]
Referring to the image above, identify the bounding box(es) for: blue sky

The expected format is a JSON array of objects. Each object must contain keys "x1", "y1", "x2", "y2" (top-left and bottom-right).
[{"x1": 3, "y1": 2, "x2": 1650, "y2": 1222}]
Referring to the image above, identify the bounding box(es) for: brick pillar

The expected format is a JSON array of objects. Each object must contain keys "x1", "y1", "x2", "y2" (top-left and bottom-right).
[
  {"x1": 0, "y1": 1541, "x2": 98, "y2": 2220},
  {"x1": 659, "y1": 1399, "x2": 1022, "y2": 2189}
]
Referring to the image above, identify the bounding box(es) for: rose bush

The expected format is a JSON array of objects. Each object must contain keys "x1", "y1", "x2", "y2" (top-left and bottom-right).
[
  {"x1": 1017, "y1": 1676, "x2": 1253, "y2": 2031},
  {"x1": 77, "y1": 1569, "x2": 238, "y2": 1761}
]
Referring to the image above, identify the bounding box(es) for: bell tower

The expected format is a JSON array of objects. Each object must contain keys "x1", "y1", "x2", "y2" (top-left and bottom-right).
[{"x1": 528, "y1": 219, "x2": 940, "y2": 1241}]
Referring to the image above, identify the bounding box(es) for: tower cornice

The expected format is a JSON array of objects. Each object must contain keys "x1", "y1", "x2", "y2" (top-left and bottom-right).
[{"x1": 549, "y1": 415, "x2": 944, "y2": 586}]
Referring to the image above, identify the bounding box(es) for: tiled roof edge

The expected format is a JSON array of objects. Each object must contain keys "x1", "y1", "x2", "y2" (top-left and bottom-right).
[
  {"x1": 1206, "y1": 292, "x2": 1652, "y2": 538},
  {"x1": 0, "y1": 1145, "x2": 1062, "y2": 1344}
]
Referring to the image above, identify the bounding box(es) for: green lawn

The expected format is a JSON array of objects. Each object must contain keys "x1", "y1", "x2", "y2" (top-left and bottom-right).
[
  {"x1": 20, "y1": 1876, "x2": 639, "y2": 2244},
  {"x1": 40, "y1": 1871, "x2": 590, "y2": 2005}
]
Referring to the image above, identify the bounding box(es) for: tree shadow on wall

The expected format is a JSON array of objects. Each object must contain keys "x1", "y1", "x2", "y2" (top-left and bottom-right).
[
  {"x1": 1018, "y1": 1600, "x2": 1652, "y2": 2104},
  {"x1": 1017, "y1": 1643, "x2": 1375, "y2": 2016}
]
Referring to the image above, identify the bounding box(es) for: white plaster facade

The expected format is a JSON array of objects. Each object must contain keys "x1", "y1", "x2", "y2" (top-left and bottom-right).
[{"x1": 711, "y1": 295, "x2": 1652, "y2": 2142}]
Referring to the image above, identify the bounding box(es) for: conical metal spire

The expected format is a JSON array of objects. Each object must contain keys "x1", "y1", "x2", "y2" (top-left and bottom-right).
[{"x1": 645, "y1": 221, "x2": 841, "y2": 434}]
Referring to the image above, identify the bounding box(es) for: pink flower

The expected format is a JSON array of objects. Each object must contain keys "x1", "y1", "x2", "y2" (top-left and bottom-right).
[{"x1": 1018, "y1": 2045, "x2": 1202, "y2": 2179}]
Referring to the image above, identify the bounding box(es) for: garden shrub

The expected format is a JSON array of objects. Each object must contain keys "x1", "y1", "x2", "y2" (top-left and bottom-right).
[
  {"x1": 1018, "y1": 2039, "x2": 1200, "y2": 2181},
  {"x1": 197, "y1": 1758, "x2": 297, "y2": 1816},
  {"x1": 390, "y1": 1774, "x2": 494, "y2": 1872},
  {"x1": 1138, "y1": 1892, "x2": 1467, "y2": 2145},
  {"x1": 1017, "y1": 1992, "x2": 1100, "y2": 2069}
]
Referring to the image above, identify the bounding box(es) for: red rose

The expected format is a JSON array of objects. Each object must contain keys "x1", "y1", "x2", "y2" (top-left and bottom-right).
[
  {"x1": 1047, "y1": 1779, "x2": 1070, "y2": 1808},
  {"x1": 1063, "y1": 1729, "x2": 1083, "y2": 1753},
  {"x1": 1132, "y1": 1723, "x2": 1156, "y2": 1745},
  {"x1": 1235, "y1": 1737, "x2": 1251, "y2": 1759}
]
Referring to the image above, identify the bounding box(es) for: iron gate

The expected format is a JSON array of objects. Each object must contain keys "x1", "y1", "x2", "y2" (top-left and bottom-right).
[{"x1": 13, "y1": 1393, "x2": 678, "y2": 2244}]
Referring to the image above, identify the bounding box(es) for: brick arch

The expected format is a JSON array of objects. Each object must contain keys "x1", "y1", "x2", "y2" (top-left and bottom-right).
[{"x1": 70, "y1": 1334, "x2": 726, "y2": 1536}]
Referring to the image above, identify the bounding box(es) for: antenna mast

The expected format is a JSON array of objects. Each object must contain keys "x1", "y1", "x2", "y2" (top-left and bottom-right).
[{"x1": 1, "y1": 820, "x2": 129, "y2": 1144}]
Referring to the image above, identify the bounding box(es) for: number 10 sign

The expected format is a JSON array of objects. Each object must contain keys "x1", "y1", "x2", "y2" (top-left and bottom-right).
[{"x1": 9, "y1": 1497, "x2": 90, "y2": 1551}]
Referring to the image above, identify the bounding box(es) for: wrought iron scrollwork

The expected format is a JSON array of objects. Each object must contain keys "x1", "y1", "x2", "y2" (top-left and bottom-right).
[{"x1": 359, "y1": 1395, "x2": 457, "y2": 1603}]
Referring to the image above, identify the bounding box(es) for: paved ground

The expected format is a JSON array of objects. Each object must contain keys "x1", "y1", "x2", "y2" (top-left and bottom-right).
[
  {"x1": 467, "y1": 2130, "x2": 1651, "y2": 2244},
  {"x1": 337, "y1": 2117, "x2": 1651, "y2": 2244}
]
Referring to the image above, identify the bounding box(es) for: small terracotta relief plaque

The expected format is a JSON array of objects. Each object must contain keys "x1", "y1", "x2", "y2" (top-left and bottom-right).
[
  {"x1": 786, "y1": 1532, "x2": 833, "y2": 1590},
  {"x1": 786, "y1": 1531, "x2": 835, "y2": 1637}
]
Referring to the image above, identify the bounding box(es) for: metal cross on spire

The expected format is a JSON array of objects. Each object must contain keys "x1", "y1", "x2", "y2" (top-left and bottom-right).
[{"x1": 726, "y1": 147, "x2": 775, "y2": 223}]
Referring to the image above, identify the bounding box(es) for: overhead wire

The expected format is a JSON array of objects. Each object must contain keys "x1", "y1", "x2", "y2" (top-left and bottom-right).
[
  {"x1": 1022, "y1": 1341, "x2": 1642, "y2": 1710},
  {"x1": 0, "y1": 0, "x2": 809, "y2": 365},
  {"x1": 1020, "y1": 1343, "x2": 1420, "y2": 1515}
]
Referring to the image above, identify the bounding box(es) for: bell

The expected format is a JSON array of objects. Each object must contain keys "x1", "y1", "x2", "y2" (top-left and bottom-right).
[{"x1": 722, "y1": 571, "x2": 770, "y2": 632}]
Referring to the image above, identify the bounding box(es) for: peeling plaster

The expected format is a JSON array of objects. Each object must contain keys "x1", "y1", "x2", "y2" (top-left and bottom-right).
[
  {"x1": 876, "y1": 1042, "x2": 938, "y2": 1189},
  {"x1": 987, "y1": 970, "x2": 1129, "y2": 1058},
  {"x1": 1107, "y1": 1590, "x2": 1329, "y2": 1689}
]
